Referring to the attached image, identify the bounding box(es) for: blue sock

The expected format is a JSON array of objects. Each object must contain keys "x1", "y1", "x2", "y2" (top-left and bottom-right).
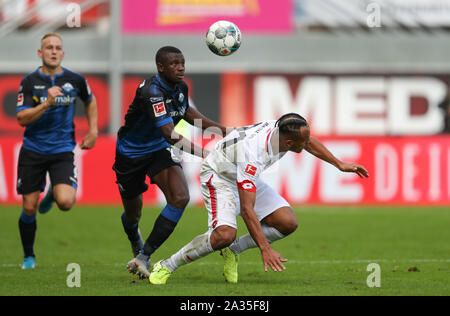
[
  {"x1": 160, "y1": 204, "x2": 184, "y2": 223},
  {"x1": 20, "y1": 211, "x2": 36, "y2": 224},
  {"x1": 142, "y1": 204, "x2": 185, "y2": 256}
]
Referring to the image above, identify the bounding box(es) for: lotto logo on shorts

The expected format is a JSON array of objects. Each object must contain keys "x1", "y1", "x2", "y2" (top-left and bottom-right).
[
  {"x1": 244, "y1": 164, "x2": 257, "y2": 176},
  {"x1": 152, "y1": 102, "x2": 167, "y2": 117}
]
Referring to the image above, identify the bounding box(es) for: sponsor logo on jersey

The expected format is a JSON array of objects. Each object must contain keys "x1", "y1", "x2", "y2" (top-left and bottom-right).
[
  {"x1": 39, "y1": 95, "x2": 76, "y2": 106},
  {"x1": 150, "y1": 96, "x2": 163, "y2": 103},
  {"x1": 170, "y1": 107, "x2": 186, "y2": 118},
  {"x1": 244, "y1": 164, "x2": 257, "y2": 176},
  {"x1": 62, "y1": 82, "x2": 74, "y2": 92},
  {"x1": 153, "y1": 102, "x2": 167, "y2": 117},
  {"x1": 17, "y1": 93, "x2": 24, "y2": 106},
  {"x1": 33, "y1": 85, "x2": 46, "y2": 89}
]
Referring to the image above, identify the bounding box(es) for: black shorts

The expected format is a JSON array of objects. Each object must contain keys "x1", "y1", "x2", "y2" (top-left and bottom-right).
[
  {"x1": 17, "y1": 147, "x2": 77, "y2": 195},
  {"x1": 113, "y1": 147, "x2": 182, "y2": 199}
]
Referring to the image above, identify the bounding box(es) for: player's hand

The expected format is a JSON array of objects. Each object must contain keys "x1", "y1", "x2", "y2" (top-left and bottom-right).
[
  {"x1": 46, "y1": 86, "x2": 63, "y2": 106},
  {"x1": 260, "y1": 246, "x2": 288, "y2": 272},
  {"x1": 338, "y1": 162, "x2": 369, "y2": 178},
  {"x1": 80, "y1": 131, "x2": 98, "y2": 150}
]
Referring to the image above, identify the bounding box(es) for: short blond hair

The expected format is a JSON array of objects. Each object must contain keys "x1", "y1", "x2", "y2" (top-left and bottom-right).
[{"x1": 41, "y1": 32, "x2": 63, "y2": 46}]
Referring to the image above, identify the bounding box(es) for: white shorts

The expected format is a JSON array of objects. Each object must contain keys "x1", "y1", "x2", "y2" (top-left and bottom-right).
[{"x1": 200, "y1": 170, "x2": 290, "y2": 231}]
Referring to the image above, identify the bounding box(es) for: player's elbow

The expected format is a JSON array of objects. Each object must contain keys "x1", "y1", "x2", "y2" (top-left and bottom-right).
[
  {"x1": 160, "y1": 126, "x2": 179, "y2": 145},
  {"x1": 17, "y1": 114, "x2": 28, "y2": 127}
]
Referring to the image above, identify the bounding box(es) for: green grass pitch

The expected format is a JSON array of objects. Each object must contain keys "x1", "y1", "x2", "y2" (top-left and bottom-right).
[{"x1": 0, "y1": 205, "x2": 449, "y2": 296}]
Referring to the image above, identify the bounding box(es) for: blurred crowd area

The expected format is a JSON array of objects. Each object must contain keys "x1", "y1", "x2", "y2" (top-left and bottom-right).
[
  {"x1": 1, "y1": 0, "x2": 450, "y2": 136},
  {"x1": 2, "y1": 0, "x2": 450, "y2": 34}
]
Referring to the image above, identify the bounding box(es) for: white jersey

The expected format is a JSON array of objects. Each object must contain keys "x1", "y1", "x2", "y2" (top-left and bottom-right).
[{"x1": 202, "y1": 120, "x2": 286, "y2": 192}]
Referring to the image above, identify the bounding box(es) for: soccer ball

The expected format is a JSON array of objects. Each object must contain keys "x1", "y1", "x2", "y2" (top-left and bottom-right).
[{"x1": 205, "y1": 20, "x2": 242, "y2": 56}]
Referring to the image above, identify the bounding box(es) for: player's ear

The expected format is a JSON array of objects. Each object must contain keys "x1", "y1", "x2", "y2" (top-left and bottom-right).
[
  {"x1": 157, "y1": 62, "x2": 164, "y2": 73},
  {"x1": 37, "y1": 48, "x2": 42, "y2": 59},
  {"x1": 285, "y1": 138, "x2": 294, "y2": 150}
]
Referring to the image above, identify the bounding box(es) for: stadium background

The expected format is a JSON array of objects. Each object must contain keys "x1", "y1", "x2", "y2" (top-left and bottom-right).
[{"x1": 1, "y1": 0, "x2": 450, "y2": 207}]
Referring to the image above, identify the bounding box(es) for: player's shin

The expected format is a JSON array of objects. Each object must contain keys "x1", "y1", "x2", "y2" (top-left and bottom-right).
[
  {"x1": 142, "y1": 204, "x2": 184, "y2": 258},
  {"x1": 162, "y1": 231, "x2": 214, "y2": 272},
  {"x1": 121, "y1": 212, "x2": 140, "y2": 239},
  {"x1": 121, "y1": 213, "x2": 143, "y2": 256},
  {"x1": 229, "y1": 224, "x2": 285, "y2": 255},
  {"x1": 18, "y1": 211, "x2": 37, "y2": 258}
]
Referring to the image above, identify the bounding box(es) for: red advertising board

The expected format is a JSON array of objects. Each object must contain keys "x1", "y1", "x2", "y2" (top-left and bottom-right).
[
  {"x1": 1, "y1": 136, "x2": 449, "y2": 206},
  {"x1": 121, "y1": 0, "x2": 293, "y2": 34}
]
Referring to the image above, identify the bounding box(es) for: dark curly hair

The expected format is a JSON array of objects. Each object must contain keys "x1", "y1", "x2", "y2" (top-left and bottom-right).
[{"x1": 275, "y1": 113, "x2": 309, "y2": 138}]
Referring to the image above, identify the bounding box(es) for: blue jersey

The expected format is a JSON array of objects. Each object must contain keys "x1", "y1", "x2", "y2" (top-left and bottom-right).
[
  {"x1": 116, "y1": 75, "x2": 190, "y2": 158},
  {"x1": 17, "y1": 67, "x2": 93, "y2": 155}
]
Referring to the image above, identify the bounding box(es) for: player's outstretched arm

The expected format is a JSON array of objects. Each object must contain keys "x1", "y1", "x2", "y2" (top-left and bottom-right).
[
  {"x1": 237, "y1": 188, "x2": 287, "y2": 272},
  {"x1": 159, "y1": 122, "x2": 209, "y2": 158},
  {"x1": 305, "y1": 136, "x2": 369, "y2": 178},
  {"x1": 184, "y1": 107, "x2": 230, "y2": 136},
  {"x1": 80, "y1": 96, "x2": 98, "y2": 150}
]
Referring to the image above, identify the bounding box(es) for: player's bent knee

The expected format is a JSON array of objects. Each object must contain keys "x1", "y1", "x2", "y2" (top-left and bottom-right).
[
  {"x1": 23, "y1": 204, "x2": 38, "y2": 216},
  {"x1": 279, "y1": 214, "x2": 298, "y2": 235},
  {"x1": 284, "y1": 219, "x2": 299, "y2": 235},
  {"x1": 211, "y1": 226, "x2": 237, "y2": 250},
  {"x1": 172, "y1": 192, "x2": 190, "y2": 209},
  {"x1": 56, "y1": 199, "x2": 75, "y2": 211},
  {"x1": 219, "y1": 230, "x2": 236, "y2": 247},
  {"x1": 221, "y1": 234, "x2": 236, "y2": 248}
]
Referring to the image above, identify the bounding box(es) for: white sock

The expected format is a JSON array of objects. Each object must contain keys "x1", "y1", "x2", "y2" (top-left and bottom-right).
[
  {"x1": 229, "y1": 224, "x2": 285, "y2": 255},
  {"x1": 163, "y1": 232, "x2": 214, "y2": 272}
]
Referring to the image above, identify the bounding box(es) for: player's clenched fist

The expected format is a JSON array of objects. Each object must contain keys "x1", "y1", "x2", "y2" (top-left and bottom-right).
[{"x1": 46, "y1": 86, "x2": 63, "y2": 106}]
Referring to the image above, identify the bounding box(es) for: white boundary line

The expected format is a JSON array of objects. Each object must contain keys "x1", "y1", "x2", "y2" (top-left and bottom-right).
[{"x1": 2, "y1": 259, "x2": 449, "y2": 268}]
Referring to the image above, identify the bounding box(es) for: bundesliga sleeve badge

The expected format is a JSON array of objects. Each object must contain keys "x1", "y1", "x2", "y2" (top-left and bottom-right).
[
  {"x1": 152, "y1": 102, "x2": 167, "y2": 117},
  {"x1": 17, "y1": 93, "x2": 24, "y2": 106},
  {"x1": 244, "y1": 164, "x2": 257, "y2": 176}
]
